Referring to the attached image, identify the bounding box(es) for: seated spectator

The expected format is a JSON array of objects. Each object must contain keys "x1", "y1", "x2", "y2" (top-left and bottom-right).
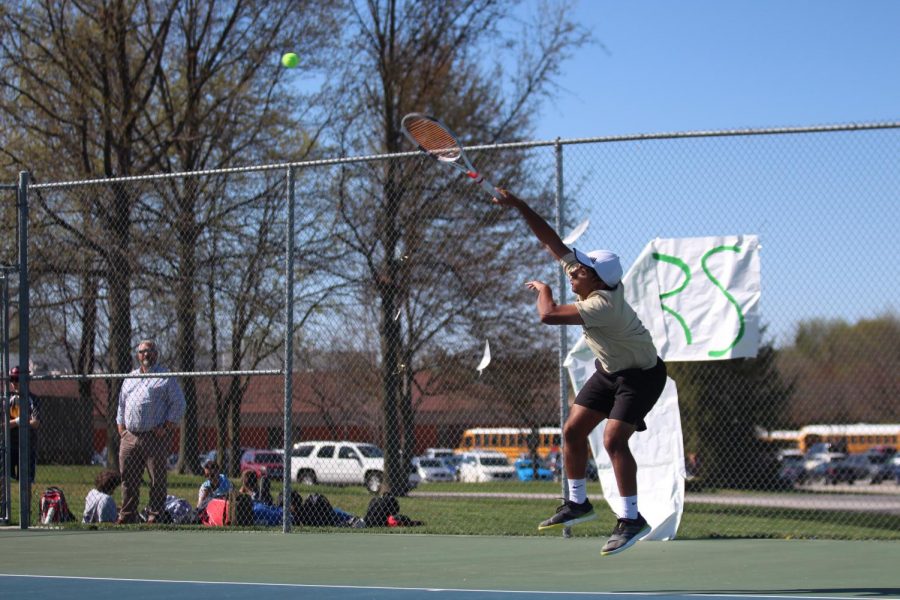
[
  {"x1": 241, "y1": 488, "x2": 304, "y2": 527},
  {"x1": 258, "y1": 471, "x2": 274, "y2": 505},
  {"x1": 298, "y1": 492, "x2": 365, "y2": 528},
  {"x1": 239, "y1": 469, "x2": 260, "y2": 501},
  {"x1": 198, "y1": 460, "x2": 233, "y2": 509},
  {"x1": 247, "y1": 489, "x2": 298, "y2": 527},
  {"x1": 83, "y1": 469, "x2": 122, "y2": 523}
]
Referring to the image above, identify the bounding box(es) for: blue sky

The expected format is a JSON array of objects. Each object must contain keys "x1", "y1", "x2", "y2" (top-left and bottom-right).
[
  {"x1": 532, "y1": 0, "x2": 900, "y2": 139},
  {"x1": 518, "y1": 0, "x2": 900, "y2": 349}
]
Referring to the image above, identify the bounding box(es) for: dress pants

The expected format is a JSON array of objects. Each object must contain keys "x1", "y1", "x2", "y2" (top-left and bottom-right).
[{"x1": 118, "y1": 429, "x2": 168, "y2": 522}]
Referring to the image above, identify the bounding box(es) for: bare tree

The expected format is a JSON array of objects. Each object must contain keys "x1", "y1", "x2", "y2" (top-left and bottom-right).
[
  {"x1": 0, "y1": 0, "x2": 344, "y2": 471},
  {"x1": 1, "y1": 0, "x2": 180, "y2": 466},
  {"x1": 321, "y1": 0, "x2": 591, "y2": 493},
  {"x1": 134, "y1": 0, "x2": 343, "y2": 473}
]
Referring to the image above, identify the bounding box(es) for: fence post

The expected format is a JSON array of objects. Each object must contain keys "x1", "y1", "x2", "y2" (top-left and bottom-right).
[
  {"x1": 1, "y1": 268, "x2": 10, "y2": 524},
  {"x1": 554, "y1": 140, "x2": 572, "y2": 538},
  {"x1": 282, "y1": 166, "x2": 296, "y2": 533},
  {"x1": 17, "y1": 171, "x2": 30, "y2": 529}
]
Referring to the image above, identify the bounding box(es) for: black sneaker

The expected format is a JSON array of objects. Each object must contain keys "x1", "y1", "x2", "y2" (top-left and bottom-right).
[
  {"x1": 600, "y1": 513, "x2": 650, "y2": 556},
  {"x1": 537, "y1": 499, "x2": 597, "y2": 531}
]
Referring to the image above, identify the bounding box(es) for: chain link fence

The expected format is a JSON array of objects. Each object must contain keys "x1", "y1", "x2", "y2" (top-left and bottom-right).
[{"x1": 2, "y1": 123, "x2": 898, "y2": 538}]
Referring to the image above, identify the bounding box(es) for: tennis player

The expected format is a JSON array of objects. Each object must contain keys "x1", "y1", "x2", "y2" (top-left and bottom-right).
[{"x1": 493, "y1": 188, "x2": 667, "y2": 556}]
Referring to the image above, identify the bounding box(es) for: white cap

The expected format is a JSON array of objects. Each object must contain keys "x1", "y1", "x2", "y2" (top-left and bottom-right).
[{"x1": 573, "y1": 248, "x2": 623, "y2": 286}]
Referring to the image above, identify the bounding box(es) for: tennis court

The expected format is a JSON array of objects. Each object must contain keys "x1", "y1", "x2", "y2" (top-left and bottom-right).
[{"x1": 2, "y1": 529, "x2": 898, "y2": 599}]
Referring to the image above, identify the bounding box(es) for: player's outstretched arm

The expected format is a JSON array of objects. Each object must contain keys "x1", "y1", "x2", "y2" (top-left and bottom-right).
[{"x1": 493, "y1": 188, "x2": 569, "y2": 260}]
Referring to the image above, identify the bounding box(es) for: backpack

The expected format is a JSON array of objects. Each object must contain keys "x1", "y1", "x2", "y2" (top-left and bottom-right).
[
  {"x1": 387, "y1": 513, "x2": 423, "y2": 527},
  {"x1": 364, "y1": 493, "x2": 400, "y2": 527},
  {"x1": 164, "y1": 495, "x2": 194, "y2": 525},
  {"x1": 40, "y1": 487, "x2": 75, "y2": 525},
  {"x1": 200, "y1": 497, "x2": 230, "y2": 527},
  {"x1": 299, "y1": 493, "x2": 336, "y2": 526}
]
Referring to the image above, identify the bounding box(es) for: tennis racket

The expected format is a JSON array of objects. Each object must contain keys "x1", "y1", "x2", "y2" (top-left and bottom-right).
[{"x1": 401, "y1": 113, "x2": 499, "y2": 199}]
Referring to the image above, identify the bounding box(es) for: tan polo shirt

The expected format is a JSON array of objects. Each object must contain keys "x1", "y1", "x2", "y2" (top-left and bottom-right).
[{"x1": 561, "y1": 253, "x2": 658, "y2": 373}]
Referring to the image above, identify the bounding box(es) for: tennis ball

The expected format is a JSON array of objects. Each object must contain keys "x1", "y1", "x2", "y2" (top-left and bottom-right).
[{"x1": 281, "y1": 52, "x2": 299, "y2": 68}]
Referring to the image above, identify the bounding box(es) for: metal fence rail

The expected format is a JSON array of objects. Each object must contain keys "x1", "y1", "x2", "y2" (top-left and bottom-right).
[{"x1": 2, "y1": 122, "x2": 898, "y2": 538}]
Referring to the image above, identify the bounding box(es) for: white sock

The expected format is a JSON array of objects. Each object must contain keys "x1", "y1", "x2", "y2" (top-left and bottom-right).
[
  {"x1": 567, "y1": 478, "x2": 587, "y2": 504},
  {"x1": 620, "y1": 495, "x2": 638, "y2": 520}
]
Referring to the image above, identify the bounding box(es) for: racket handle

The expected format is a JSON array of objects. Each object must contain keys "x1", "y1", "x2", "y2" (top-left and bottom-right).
[{"x1": 477, "y1": 177, "x2": 499, "y2": 199}]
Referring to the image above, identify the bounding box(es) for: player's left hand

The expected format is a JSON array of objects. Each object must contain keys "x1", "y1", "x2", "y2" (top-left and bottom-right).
[{"x1": 526, "y1": 280, "x2": 550, "y2": 293}]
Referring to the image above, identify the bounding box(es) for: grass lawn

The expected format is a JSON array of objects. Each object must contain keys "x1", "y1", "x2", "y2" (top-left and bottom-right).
[{"x1": 4, "y1": 466, "x2": 898, "y2": 539}]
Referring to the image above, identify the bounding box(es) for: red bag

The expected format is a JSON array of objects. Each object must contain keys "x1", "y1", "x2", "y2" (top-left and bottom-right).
[
  {"x1": 200, "y1": 498, "x2": 230, "y2": 526},
  {"x1": 40, "y1": 487, "x2": 75, "y2": 524}
]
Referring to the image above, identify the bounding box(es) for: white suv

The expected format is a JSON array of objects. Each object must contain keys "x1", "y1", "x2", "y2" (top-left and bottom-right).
[
  {"x1": 290, "y1": 441, "x2": 420, "y2": 493},
  {"x1": 457, "y1": 450, "x2": 516, "y2": 483}
]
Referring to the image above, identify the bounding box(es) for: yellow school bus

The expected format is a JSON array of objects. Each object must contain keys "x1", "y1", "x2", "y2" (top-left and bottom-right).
[
  {"x1": 797, "y1": 424, "x2": 900, "y2": 454},
  {"x1": 456, "y1": 427, "x2": 562, "y2": 462}
]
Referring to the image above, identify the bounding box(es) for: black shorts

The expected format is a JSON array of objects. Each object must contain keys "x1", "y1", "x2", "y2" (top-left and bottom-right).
[{"x1": 574, "y1": 357, "x2": 667, "y2": 432}]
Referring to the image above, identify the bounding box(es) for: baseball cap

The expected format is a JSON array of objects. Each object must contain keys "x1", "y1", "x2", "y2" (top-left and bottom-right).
[{"x1": 572, "y1": 248, "x2": 623, "y2": 286}]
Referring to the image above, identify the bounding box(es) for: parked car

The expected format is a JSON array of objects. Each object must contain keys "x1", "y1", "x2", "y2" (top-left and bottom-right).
[
  {"x1": 440, "y1": 454, "x2": 463, "y2": 479},
  {"x1": 776, "y1": 449, "x2": 807, "y2": 487},
  {"x1": 422, "y1": 448, "x2": 456, "y2": 459},
  {"x1": 420, "y1": 448, "x2": 461, "y2": 478},
  {"x1": 803, "y1": 451, "x2": 845, "y2": 481},
  {"x1": 457, "y1": 451, "x2": 516, "y2": 483},
  {"x1": 866, "y1": 446, "x2": 898, "y2": 484},
  {"x1": 240, "y1": 449, "x2": 285, "y2": 479},
  {"x1": 413, "y1": 457, "x2": 456, "y2": 483},
  {"x1": 514, "y1": 458, "x2": 554, "y2": 481},
  {"x1": 201, "y1": 448, "x2": 249, "y2": 469},
  {"x1": 823, "y1": 453, "x2": 877, "y2": 485},
  {"x1": 545, "y1": 451, "x2": 599, "y2": 482},
  {"x1": 806, "y1": 442, "x2": 845, "y2": 455},
  {"x1": 291, "y1": 441, "x2": 420, "y2": 493},
  {"x1": 91, "y1": 446, "x2": 108, "y2": 467},
  {"x1": 866, "y1": 445, "x2": 897, "y2": 462}
]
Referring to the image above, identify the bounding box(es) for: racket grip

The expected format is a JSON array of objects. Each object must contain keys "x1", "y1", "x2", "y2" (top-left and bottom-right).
[{"x1": 477, "y1": 177, "x2": 499, "y2": 199}]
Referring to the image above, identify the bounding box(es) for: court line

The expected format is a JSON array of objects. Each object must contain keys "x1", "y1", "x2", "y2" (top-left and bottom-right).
[{"x1": 0, "y1": 574, "x2": 879, "y2": 599}]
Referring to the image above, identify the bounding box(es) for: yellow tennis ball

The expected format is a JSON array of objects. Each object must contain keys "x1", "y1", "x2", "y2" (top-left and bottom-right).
[{"x1": 281, "y1": 52, "x2": 299, "y2": 68}]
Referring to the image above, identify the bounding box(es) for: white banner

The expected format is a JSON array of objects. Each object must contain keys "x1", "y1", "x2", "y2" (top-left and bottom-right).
[{"x1": 629, "y1": 234, "x2": 761, "y2": 361}]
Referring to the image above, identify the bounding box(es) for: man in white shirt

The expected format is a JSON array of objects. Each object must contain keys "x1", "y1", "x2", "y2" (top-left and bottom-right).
[{"x1": 116, "y1": 340, "x2": 185, "y2": 524}]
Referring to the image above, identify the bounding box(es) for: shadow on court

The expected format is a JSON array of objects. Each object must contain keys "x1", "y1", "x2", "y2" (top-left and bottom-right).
[{"x1": 1, "y1": 530, "x2": 898, "y2": 599}]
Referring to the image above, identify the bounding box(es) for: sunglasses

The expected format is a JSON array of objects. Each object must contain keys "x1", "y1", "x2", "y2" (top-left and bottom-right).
[{"x1": 137, "y1": 349, "x2": 156, "y2": 355}]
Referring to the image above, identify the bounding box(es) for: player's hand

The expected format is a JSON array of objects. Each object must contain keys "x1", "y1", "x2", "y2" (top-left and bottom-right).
[{"x1": 526, "y1": 280, "x2": 550, "y2": 294}]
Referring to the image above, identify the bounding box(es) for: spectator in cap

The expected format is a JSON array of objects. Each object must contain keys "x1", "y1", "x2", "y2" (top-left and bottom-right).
[
  {"x1": 197, "y1": 459, "x2": 233, "y2": 509},
  {"x1": 7, "y1": 366, "x2": 40, "y2": 483},
  {"x1": 493, "y1": 188, "x2": 667, "y2": 556},
  {"x1": 116, "y1": 340, "x2": 185, "y2": 524}
]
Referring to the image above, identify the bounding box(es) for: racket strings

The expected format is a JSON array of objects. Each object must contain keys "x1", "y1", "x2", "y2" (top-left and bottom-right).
[{"x1": 404, "y1": 118, "x2": 461, "y2": 161}]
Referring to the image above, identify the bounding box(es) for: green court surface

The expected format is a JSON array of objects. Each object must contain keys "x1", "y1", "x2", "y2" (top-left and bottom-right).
[{"x1": 1, "y1": 529, "x2": 898, "y2": 598}]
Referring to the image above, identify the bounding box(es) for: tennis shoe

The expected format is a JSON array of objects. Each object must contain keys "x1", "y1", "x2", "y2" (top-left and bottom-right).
[
  {"x1": 600, "y1": 513, "x2": 650, "y2": 556},
  {"x1": 538, "y1": 499, "x2": 597, "y2": 531}
]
